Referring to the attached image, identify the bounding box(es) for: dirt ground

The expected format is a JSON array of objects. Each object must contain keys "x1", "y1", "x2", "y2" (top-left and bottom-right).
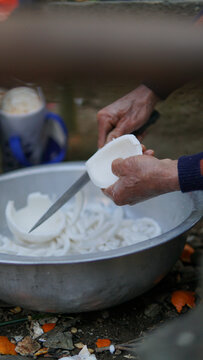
[{"x1": 0, "y1": 2, "x2": 202, "y2": 359}]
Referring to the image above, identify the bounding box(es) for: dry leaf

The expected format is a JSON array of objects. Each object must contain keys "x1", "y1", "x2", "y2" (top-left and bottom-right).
[
  {"x1": 180, "y1": 244, "x2": 195, "y2": 263},
  {"x1": 96, "y1": 339, "x2": 111, "y2": 348},
  {"x1": 0, "y1": 336, "x2": 17, "y2": 355},
  {"x1": 42, "y1": 323, "x2": 56, "y2": 333},
  {"x1": 171, "y1": 290, "x2": 195, "y2": 313},
  {"x1": 15, "y1": 335, "x2": 40, "y2": 355}
]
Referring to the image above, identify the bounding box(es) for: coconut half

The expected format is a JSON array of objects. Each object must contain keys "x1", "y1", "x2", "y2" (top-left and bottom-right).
[
  {"x1": 86, "y1": 134, "x2": 142, "y2": 188},
  {"x1": 6, "y1": 192, "x2": 66, "y2": 243}
]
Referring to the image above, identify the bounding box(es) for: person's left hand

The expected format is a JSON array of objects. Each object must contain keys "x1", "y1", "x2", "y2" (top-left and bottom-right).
[{"x1": 103, "y1": 155, "x2": 180, "y2": 205}]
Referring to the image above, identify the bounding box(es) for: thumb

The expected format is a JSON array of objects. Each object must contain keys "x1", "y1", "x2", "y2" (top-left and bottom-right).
[{"x1": 111, "y1": 158, "x2": 124, "y2": 177}]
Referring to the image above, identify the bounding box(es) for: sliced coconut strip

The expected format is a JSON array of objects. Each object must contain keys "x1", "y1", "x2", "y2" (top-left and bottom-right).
[
  {"x1": 5, "y1": 192, "x2": 65, "y2": 243},
  {"x1": 86, "y1": 134, "x2": 142, "y2": 188}
]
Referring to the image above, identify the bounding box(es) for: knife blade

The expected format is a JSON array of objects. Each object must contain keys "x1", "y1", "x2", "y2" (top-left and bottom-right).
[
  {"x1": 29, "y1": 171, "x2": 90, "y2": 233},
  {"x1": 29, "y1": 110, "x2": 159, "y2": 233}
]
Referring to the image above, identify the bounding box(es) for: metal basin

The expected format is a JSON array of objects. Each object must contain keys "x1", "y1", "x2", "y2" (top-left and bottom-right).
[{"x1": 0, "y1": 163, "x2": 202, "y2": 313}]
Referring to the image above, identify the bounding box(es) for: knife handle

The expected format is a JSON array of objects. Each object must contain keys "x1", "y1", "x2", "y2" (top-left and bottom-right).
[{"x1": 132, "y1": 110, "x2": 160, "y2": 137}]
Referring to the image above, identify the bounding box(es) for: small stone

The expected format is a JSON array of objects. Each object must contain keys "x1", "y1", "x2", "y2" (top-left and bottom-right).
[
  {"x1": 74, "y1": 342, "x2": 85, "y2": 349},
  {"x1": 71, "y1": 327, "x2": 78, "y2": 334},
  {"x1": 10, "y1": 306, "x2": 22, "y2": 314},
  {"x1": 88, "y1": 348, "x2": 94, "y2": 354}
]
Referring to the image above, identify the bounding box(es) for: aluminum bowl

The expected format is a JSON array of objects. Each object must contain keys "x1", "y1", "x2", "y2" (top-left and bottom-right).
[{"x1": 0, "y1": 163, "x2": 202, "y2": 313}]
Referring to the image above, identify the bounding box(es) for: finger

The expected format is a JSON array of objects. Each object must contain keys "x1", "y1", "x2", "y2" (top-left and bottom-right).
[
  {"x1": 144, "y1": 149, "x2": 155, "y2": 156},
  {"x1": 111, "y1": 158, "x2": 125, "y2": 177},
  {"x1": 97, "y1": 117, "x2": 112, "y2": 148},
  {"x1": 97, "y1": 112, "x2": 118, "y2": 148},
  {"x1": 106, "y1": 116, "x2": 137, "y2": 143}
]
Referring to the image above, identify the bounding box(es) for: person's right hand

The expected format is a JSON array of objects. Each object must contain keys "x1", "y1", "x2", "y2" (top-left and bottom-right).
[
  {"x1": 97, "y1": 84, "x2": 159, "y2": 148},
  {"x1": 103, "y1": 155, "x2": 180, "y2": 206}
]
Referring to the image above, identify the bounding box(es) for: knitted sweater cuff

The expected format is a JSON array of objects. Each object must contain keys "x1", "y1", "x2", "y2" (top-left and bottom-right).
[{"x1": 178, "y1": 152, "x2": 203, "y2": 192}]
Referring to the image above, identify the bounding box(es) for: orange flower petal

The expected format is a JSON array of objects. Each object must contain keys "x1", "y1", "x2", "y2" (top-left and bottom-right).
[
  {"x1": 96, "y1": 339, "x2": 111, "y2": 348},
  {"x1": 180, "y1": 244, "x2": 195, "y2": 263},
  {"x1": 42, "y1": 323, "x2": 56, "y2": 333},
  {"x1": 171, "y1": 290, "x2": 195, "y2": 313},
  {"x1": 0, "y1": 336, "x2": 17, "y2": 355}
]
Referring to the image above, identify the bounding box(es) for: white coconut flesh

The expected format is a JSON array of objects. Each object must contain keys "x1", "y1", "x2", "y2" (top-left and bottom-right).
[
  {"x1": 5, "y1": 193, "x2": 65, "y2": 243},
  {"x1": 86, "y1": 134, "x2": 142, "y2": 188}
]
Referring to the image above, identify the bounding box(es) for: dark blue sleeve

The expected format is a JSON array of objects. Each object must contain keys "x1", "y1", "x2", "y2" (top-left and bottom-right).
[{"x1": 178, "y1": 152, "x2": 203, "y2": 192}]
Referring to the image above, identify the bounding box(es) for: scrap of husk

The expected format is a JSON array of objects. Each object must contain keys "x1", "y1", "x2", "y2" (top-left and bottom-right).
[
  {"x1": 96, "y1": 339, "x2": 111, "y2": 348},
  {"x1": 180, "y1": 244, "x2": 195, "y2": 263},
  {"x1": 34, "y1": 347, "x2": 49, "y2": 356},
  {"x1": 0, "y1": 336, "x2": 17, "y2": 355},
  {"x1": 171, "y1": 290, "x2": 195, "y2": 313},
  {"x1": 42, "y1": 323, "x2": 56, "y2": 333}
]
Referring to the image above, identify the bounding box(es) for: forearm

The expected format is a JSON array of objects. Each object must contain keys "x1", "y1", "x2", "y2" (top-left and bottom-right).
[{"x1": 158, "y1": 159, "x2": 180, "y2": 193}]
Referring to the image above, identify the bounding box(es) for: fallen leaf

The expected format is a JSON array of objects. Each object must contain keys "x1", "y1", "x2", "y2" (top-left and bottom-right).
[
  {"x1": 171, "y1": 290, "x2": 195, "y2": 313},
  {"x1": 180, "y1": 244, "x2": 195, "y2": 263},
  {"x1": 42, "y1": 323, "x2": 56, "y2": 333},
  {"x1": 96, "y1": 339, "x2": 111, "y2": 348},
  {"x1": 0, "y1": 336, "x2": 17, "y2": 355},
  {"x1": 15, "y1": 336, "x2": 40, "y2": 355}
]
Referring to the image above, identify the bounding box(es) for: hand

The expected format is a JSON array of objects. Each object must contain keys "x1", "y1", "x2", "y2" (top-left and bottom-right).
[
  {"x1": 97, "y1": 84, "x2": 159, "y2": 148},
  {"x1": 103, "y1": 155, "x2": 180, "y2": 205}
]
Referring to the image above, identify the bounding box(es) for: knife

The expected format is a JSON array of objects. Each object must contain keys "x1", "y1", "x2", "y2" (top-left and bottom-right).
[{"x1": 29, "y1": 110, "x2": 159, "y2": 233}]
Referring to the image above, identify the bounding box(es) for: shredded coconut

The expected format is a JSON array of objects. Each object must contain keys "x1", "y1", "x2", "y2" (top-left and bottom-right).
[{"x1": 0, "y1": 191, "x2": 161, "y2": 257}]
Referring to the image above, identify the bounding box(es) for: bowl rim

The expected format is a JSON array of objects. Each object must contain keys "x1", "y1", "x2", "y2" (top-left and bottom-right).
[{"x1": 0, "y1": 162, "x2": 202, "y2": 265}]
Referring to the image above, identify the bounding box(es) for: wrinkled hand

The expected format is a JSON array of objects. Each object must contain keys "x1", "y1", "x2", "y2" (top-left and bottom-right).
[
  {"x1": 97, "y1": 84, "x2": 159, "y2": 148},
  {"x1": 103, "y1": 155, "x2": 180, "y2": 205}
]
